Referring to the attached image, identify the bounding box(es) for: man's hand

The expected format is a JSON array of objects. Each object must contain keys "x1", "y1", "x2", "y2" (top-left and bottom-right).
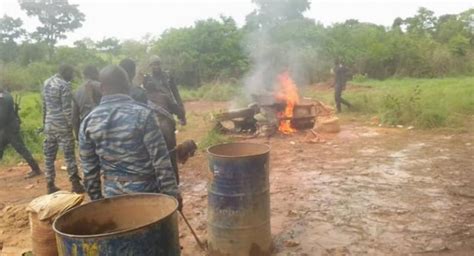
[{"x1": 177, "y1": 193, "x2": 183, "y2": 212}]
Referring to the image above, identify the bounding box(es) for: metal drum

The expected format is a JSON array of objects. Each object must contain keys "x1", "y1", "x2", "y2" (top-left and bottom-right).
[
  {"x1": 53, "y1": 193, "x2": 180, "y2": 256},
  {"x1": 207, "y1": 143, "x2": 271, "y2": 256}
]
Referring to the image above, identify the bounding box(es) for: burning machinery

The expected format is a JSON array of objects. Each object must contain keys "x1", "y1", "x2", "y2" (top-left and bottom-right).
[{"x1": 213, "y1": 72, "x2": 319, "y2": 137}]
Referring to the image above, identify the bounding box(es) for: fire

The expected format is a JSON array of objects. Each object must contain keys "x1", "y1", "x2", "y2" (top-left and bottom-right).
[{"x1": 275, "y1": 71, "x2": 299, "y2": 134}]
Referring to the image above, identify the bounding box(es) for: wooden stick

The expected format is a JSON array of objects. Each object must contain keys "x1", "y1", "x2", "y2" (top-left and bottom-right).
[{"x1": 179, "y1": 210, "x2": 207, "y2": 251}]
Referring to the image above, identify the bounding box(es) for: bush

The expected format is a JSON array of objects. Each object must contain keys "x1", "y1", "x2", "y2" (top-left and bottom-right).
[
  {"x1": 352, "y1": 73, "x2": 369, "y2": 82},
  {"x1": 180, "y1": 83, "x2": 242, "y2": 102},
  {"x1": 0, "y1": 62, "x2": 55, "y2": 91},
  {"x1": 199, "y1": 129, "x2": 232, "y2": 150},
  {"x1": 416, "y1": 111, "x2": 447, "y2": 128}
]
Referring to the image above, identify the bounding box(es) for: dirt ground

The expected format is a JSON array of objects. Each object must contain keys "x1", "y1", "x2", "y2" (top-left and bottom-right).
[{"x1": 1, "y1": 101, "x2": 473, "y2": 256}]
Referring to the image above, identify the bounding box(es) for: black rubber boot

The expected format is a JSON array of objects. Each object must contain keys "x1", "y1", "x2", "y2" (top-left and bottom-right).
[
  {"x1": 71, "y1": 178, "x2": 85, "y2": 194},
  {"x1": 25, "y1": 169, "x2": 41, "y2": 179},
  {"x1": 47, "y1": 182, "x2": 60, "y2": 194}
]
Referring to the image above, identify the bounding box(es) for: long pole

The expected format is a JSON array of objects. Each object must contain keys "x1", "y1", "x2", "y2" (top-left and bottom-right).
[{"x1": 179, "y1": 210, "x2": 206, "y2": 252}]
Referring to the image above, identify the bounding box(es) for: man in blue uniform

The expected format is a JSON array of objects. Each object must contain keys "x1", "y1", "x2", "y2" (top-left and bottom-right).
[
  {"x1": 42, "y1": 64, "x2": 85, "y2": 194},
  {"x1": 79, "y1": 65, "x2": 182, "y2": 209}
]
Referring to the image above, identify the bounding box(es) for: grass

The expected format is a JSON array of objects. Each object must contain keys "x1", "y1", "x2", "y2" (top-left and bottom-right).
[
  {"x1": 2, "y1": 77, "x2": 472, "y2": 165},
  {"x1": 198, "y1": 129, "x2": 233, "y2": 151},
  {"x1": 304, "y1": 77, "x2": 474, "y2": 129},
  {"x1": 180, "y1": 82, "x2": 242, "y2": 102}
]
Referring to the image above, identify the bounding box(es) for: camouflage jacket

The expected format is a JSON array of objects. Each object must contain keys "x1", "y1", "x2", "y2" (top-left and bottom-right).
[
  {"x1": 79, "y1": 94, "x2": 178, "y2": 200},
  {"x1": 42, "y1": 74, "x2": 74, "y2": 134}
]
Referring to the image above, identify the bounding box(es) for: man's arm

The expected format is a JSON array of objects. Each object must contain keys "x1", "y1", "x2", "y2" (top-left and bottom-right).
[
  {"x1": 79, "y1": 120, "x2": 102, "y2": 200},
  {"x1": 168, "y1": 76, "x2": 186, "y2": 124},
  {"x1": 143, "y1": 113, "x2": 179, "y2": 197},
  {"x1": 41, "y1": 89, "x2": 47, "y2": 129},
  {"x1": 60, "y1": 82, "x2": 73, "y2": 129},
  {"x1": 71, "y1": 94, "x2": 80, "y2": 140}
]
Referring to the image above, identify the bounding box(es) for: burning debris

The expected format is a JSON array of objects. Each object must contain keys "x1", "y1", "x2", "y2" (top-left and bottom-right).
[
  {"x1": 275, "y1": 71, "x2": 299, "y2": 134},
  {"x1": 213, "y1": 72, "x2": 334, "y2": 138}
]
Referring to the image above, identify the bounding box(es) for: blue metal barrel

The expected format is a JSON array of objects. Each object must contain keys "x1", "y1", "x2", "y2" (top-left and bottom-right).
[
  {"x1": 207, "y1": 143, "x2": 271, "y2": 256},
  {"x1": 53, "y1": 193, "x2": 180, "y2": 256}
]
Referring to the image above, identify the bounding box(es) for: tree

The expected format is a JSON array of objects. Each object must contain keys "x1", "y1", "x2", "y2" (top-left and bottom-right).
[
  {"x1": 17, "y1": 42, "x2": 49, "y2": 65},
  {"x1": 0, "y1": 15, "x2": 26, "y2": 43},
  {"x1": 0, "y1": 15, "x2": 27, "y2": 62},
  {"x1": 19, "y1": 0, "x2": 85, "y2": 58},
  {"x1": 73, "y1": 37, "x2": 95, "y2": 49},
  {"x1": 404, "y1": 7, "x2": 437, "y2": 36},
  {"x1": 245, "y1": 0, "x2": 310, "y2": 29},
  {"x1": 120, "y1": 39, "x2": 149, "y2": 61},
  {"x1": 152, "y1": 16, "x2": 248, "y2": 87},
  {"x1": 95, "y1": 37, "x2": 121, "y2": 62}
]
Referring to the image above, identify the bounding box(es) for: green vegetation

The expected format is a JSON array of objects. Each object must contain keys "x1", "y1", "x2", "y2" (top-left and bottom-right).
[
  {"x1": 1, "y1": 77, "x2": 473, "y2": 165},
  {"x1": 1, "y1": 1, "x2": 473, "y2": 90},
  {"x1": 180, "y1": 82, "x2": 242, "y2": 102},
  {"x1": 305, "y1": 77, "x2": 474, "y2": 129},
  {"x1": 199, "y1": 129, "x2": 233, "y2": 151},
  {"x1": 1, "y1": 1, "x2": 473, "y2": 164}
]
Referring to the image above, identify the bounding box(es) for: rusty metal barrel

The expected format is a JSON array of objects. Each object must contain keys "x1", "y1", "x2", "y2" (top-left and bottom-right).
[
  {"x1": 207, "y1": 142, "x2": 271, "y2": 256},
  {"x1": 53, "y1": 193, "x2": 180, "y2": 256}
]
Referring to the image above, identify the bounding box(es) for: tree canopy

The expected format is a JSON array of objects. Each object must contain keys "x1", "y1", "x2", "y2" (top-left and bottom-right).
[
  {"x1": 19, "y1": 0, "x2": 85, "y2": 57},
  {"x1": 0, "y1": 2, "x2": 473, "y2": 91}
]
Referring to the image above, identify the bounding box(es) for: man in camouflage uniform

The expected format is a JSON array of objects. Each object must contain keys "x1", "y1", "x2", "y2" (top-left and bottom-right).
[
  {"x1": 72, "y1": 65, "x2": 102, "y2": 139},
  {"x1": 42, "y1": 64, "x2": 85, "y2": 194},
  {"x1": 144, "y1": 56, "x2": 186, "y2": 184},
  {"x1": 0, "y1": 87, "x2": 42, "y2": 178},
  {"x1": 79, "y1": 65, "x2": 181, "y2": 209}
]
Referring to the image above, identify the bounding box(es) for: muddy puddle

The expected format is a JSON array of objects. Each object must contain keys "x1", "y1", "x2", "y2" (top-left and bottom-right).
[
  {"x1": 1, "y1": 119, "x2": 473, "y2": 256},
  {"x1": 264, "y1": 126, "x2": 474, "y2": 255}
]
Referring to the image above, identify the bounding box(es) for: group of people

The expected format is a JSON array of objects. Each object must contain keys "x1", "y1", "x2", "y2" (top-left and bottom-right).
[{"x1": 0, "y1": 56, "x2": 188, "y2": 209}]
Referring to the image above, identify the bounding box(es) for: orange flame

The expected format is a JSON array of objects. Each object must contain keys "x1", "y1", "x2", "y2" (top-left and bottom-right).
[{"x1": 275, "y1": 71, "x2": 299, "y2": 134}]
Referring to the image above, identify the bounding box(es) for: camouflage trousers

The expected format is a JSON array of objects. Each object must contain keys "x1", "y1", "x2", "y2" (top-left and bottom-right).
[
  {"x1": 0, "y1": 129, "x2": 41, "y2": 172},
  {"x1": 103, "y1": 179, "x2": 159, "y2": 197},
  {"x1": 43, "y1": 131, "x2": 80, "y2": 183}
]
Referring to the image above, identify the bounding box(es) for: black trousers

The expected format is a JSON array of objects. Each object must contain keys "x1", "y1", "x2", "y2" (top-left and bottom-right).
[
  {"x1": 158, "y1": 118, "x2": 179, "y2": 184},
  {"x1": 335, "y1": 86, "x2": 351, "y2": 112},
  {"x1": 0, "y1": 129, "x2": 40, "y2": 172}
]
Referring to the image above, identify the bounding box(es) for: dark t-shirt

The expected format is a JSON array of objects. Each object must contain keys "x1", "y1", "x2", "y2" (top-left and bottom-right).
[
  {"x1": 72, "y1": 80, "x2": 102, "y2": 139},
  {"x1": 335, "y1": 65, "x2": 349, "y2": 89},
  {"x1": 0, "y1": 90, "x2": 17, "y2": 131}
]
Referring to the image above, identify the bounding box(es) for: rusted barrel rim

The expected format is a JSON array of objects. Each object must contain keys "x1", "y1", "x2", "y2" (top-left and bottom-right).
[
  {"x1": 207, "y1": 142, "x2": 270, "y2": 158},
  {"x1": 52, "y1": 193, "x2": 178, "y2": 239}
]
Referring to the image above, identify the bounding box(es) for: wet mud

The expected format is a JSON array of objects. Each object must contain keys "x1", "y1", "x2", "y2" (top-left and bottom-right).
[{"x1": 0, "y1": 101, "x2": 473, "y2": 256}]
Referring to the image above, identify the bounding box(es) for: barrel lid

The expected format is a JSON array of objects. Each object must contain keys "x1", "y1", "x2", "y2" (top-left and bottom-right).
[
  {"x1": 207, "y1": 143, "x2": 270, "y2": 158},
  {"x1": 53, "y1": 193, "x2": 177, "y2": 238}
]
